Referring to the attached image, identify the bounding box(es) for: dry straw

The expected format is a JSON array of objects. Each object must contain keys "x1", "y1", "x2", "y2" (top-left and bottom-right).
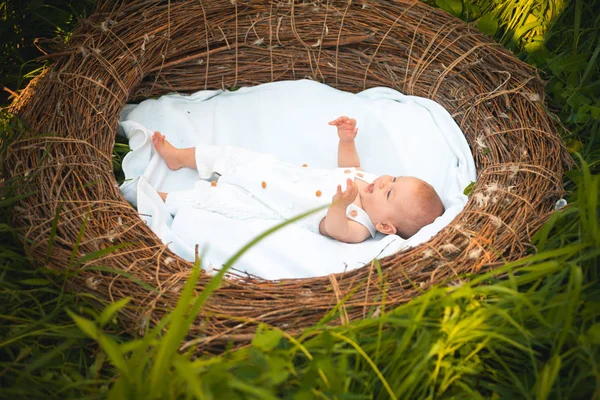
[{"x1": 6, "y1": 0, "x2": 571, "y2": 353}]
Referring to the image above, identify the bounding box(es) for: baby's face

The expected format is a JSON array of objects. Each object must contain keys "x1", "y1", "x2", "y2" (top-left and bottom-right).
[{"x1": 360, "y1": 175, "x2": 421, "y2": 229}]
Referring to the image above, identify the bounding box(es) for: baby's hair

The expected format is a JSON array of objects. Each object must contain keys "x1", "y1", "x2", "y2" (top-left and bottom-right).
[{"x1": 396, "y1": 180, "x2": 444, "y2": 239}]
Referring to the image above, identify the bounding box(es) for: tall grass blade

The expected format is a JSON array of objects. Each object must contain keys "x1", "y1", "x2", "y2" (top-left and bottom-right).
[
  {"x1": 330, "y1": 331, "x2": 397, "y2": 400},
  {"x1": 85, "y1": 265, "x2": 156, "y2": 292},
  {"x1": 98, "y1": 297, "x2": 130, "y2": 327},
  {"x1": 45, "y1": 202, "x2": 63, "y2": 262},
  {"x1": 148, "y1": 259, "x2": 202, "y2": 396},
  {"x1": 67, "y1": 215, "x2": 88, "y2": 269},
  {"x1": 536, "y1": 355, "x2": 561, "y2": 400},
  {"x1": 76, "y1": 243, "x2": 132, "y2": 264},
  {"x1": 67, "y1": 310, "x2": 131, "y2": 382}
]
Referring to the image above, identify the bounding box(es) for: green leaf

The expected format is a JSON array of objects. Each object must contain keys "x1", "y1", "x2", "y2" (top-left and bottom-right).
[
  {"x1": 567, "y1": 93, "x2": 591, "y2": 109},
  {"x1": 267, "y1": 356, "x2": 290, "y2": 385},
  {"x1": 252, "y1": 325, "x2": 283, "y2": 351},
  {"x1": 172, "y1": 356, "x2": 204, "y2": 398},
  {"x1": 463, "y1": 181, "x2": 475, "y2": 196},
  {"x1": 97, "y1": 333, "x2": 132, "y2": 382},
  {"x1": 89, "y1": 351, "x2": 106, "y2": 379},
  {"x1": 46, "y1": 203, "x2": 63, "y2": 262},
  {"x1": 0, "y1": 223, "x2": 16, "y2": 232},
  {"x1": 587, "y1": 323, "x2": 600, "y2": 344},
  {"x1": 68, "y1": 215, "x2": 88, "y2": 269},
  {"x1": 576, "y1": 105, "x2": 591, "y2": 123},
  {"x1": 229, "y1": 379, "x2": 279, "y2": 399},
  {"x1": 536, "y1": 355, "x2": 561, "y2": 400},
  {"x1": 478, "y1": 12, "x2": 498, "y2": 36},
  {"x1": 0, "y1": 191, "x2": 36, "y2": 207},
  {"x1": 435, "y1": 0, "x2": 462, "y2": 17},
  {"x1": 463, "y1": 2, "x2": 480, "y2": 20},
  {"x1": 77, "y1": 243, "x2": 132, "y2": 265},
  {"x1": 68, "y1": 312, "x2": 132, "y2": 383},
  {"x1": 23, "y1": 340, "x2": 74, "y2": 374},
  {"x1": 98, "y1": 297, "x2": 131, "y2": 327},
  {"x1": 589, "y1": 106, "x2": 600, "y2": 120},
  {"x1": 19, "y1": 278, "x2": 51, "y2": 286},
  {"x1": 579, "y1": 37, "x2": 600, "y2": 87},
  {"x1": 330, "y1": 331, "x2": 398, "y2": 400},
  {"x1": 85, "y1": 265, "x2": 156, "y2": 292},
  {"x1": 68, "y1": 310, "x2": 99, "y2": 340},
  {"x1": 148, "y1": 259, "x2": 202, "y2": 395}
]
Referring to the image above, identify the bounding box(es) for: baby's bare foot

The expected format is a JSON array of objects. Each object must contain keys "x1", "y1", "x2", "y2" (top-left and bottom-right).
[{"x1": 152, "y1": 131, "x2": 182, "y2": 170}]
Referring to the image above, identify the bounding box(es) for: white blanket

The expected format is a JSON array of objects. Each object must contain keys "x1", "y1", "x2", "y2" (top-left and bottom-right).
[{"x1": 119, "y1": 80, "x2": 476, "y2": 280}]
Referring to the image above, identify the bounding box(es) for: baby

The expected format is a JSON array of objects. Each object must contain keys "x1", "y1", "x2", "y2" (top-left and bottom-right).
[{"x1": 152, "y1": 116, "x2": 444, "y2": 243}]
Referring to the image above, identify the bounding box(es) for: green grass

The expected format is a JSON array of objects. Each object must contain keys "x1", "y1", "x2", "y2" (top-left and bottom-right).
[{"x1": 1, "y1": 0, "x2": 599, "y2": 398}]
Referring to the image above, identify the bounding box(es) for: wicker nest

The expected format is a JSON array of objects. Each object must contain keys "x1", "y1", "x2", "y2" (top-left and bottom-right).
[{"x1": 6, "y1": 0, "x2": 570, "y2": 352}]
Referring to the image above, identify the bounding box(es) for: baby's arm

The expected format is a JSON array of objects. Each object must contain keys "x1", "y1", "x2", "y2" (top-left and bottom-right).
[
  {"x1": 329, "y1": 116, "x2": 361, "y2": 169},
  {"x1": 319, "y1": 179, "x2": 370, "y2": 243}
]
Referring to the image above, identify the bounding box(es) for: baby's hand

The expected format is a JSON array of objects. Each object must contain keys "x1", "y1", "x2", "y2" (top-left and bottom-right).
[
  {"x1": 329, "y1": 116, "x2": 358, "y2": 142},
  {"x1": 332, "y1": 179, "x2": 358, "y2": 207}
]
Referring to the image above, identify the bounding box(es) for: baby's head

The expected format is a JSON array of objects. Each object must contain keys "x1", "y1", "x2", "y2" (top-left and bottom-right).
[{"x1": 360, "y1": 175, "x2": 444, "y2": 239}]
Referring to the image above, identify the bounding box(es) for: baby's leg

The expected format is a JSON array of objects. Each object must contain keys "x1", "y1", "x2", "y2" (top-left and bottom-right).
[{"x1": 152, "y1": 132, "x2": 196, "y2": 170}]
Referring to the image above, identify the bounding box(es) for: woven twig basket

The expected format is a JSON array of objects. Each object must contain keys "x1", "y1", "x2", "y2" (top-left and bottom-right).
[{"x1": 6, "y1": 0, "x2": 570, "y2": 352}]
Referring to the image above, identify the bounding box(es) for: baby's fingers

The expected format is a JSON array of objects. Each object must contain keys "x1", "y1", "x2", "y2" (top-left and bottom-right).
[
  {"x1": 329, "y1": 116, "x2": 348, "y2": 125},
  {"x1": 344, "y1": 179, "x2": 358, "y2": 198}
]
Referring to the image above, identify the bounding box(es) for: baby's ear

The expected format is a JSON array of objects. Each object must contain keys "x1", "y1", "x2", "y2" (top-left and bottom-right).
[{"x1": 375, "y1": 222, "x2": 397, "y2": 235}]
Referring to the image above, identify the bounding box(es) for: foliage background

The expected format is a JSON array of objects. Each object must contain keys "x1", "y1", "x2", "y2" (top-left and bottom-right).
[{"x1": 0, "y1": 0, "x2": 598, "y2": 398}]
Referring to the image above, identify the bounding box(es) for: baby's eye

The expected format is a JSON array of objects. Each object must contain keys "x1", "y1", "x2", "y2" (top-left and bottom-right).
[{"x1": 387, "y1": 191, "x2": 391, "y2": 199}]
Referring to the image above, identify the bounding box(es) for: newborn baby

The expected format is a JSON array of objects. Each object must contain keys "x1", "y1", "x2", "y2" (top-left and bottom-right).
[{"x1": 153, "y1": 116, "x2": 444, "y2": 243}]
